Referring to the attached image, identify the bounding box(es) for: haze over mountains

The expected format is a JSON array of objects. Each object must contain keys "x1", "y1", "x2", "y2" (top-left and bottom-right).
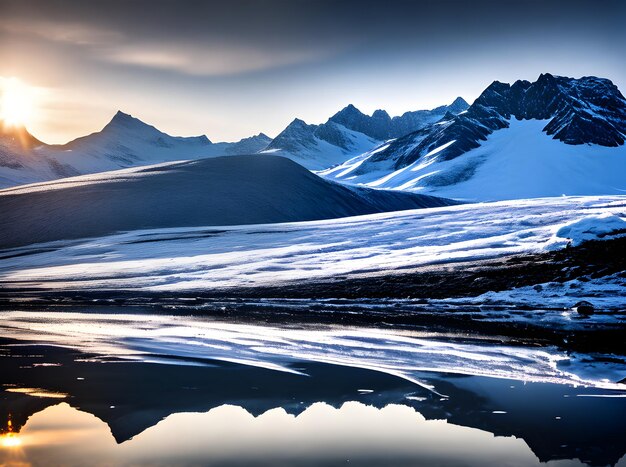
[
  {"x1": 0, "y1": 112, "x2": 271, "y2": 188},
  {"x1": 0, "y1": 73, "x2": 624, "y2": 203},
  {"x1": 0, "y1": 99, "x2": 468, "y2": 186}
]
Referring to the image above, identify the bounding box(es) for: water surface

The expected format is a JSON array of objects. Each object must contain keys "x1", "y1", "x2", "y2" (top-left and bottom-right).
[{"x1": 0, "y1": 308, "x2": 625, "y2": 466}]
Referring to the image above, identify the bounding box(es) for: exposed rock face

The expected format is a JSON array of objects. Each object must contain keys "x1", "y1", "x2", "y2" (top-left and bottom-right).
[
  {"x1": 472, "y1": 74, "x2": 626, "y2": 146},
  {"x1": 353, "y1": 74, "x2": 626, "y2": 173}
]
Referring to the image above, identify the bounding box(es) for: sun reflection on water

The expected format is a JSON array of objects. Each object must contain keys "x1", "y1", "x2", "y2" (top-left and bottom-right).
[
  {"x1": 5, "y1": 388, "x2": 67, "y2": 399},
  {"x1": 1, "y1": 432, "x2": 21, "y2": 448},
  {"x1": 1, "y1": 417, "x2": 22, "y2": 448}
]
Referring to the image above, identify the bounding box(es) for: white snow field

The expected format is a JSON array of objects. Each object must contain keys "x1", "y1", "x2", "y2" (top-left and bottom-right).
[
  {"x1": 0, "y1": 195, "x2": 624, "y2": 299},
  {"x1": 320, "y1": 119, "x2": 626, "y2": 202}
]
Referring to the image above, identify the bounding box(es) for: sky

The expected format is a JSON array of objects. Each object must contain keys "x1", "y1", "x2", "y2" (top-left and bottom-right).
[{"x1": 0, "y1": 0, "x2": 625, "y2": 144}]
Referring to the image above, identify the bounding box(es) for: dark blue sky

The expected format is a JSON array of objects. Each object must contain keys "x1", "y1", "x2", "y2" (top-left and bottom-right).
[{"x1": 1, "y1": 0, "x2": 624, "y2": 143}]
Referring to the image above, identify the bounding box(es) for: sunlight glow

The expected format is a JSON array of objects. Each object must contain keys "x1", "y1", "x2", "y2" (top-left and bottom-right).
[
  {"x1": 1, "y1": 433, "x2": 22, "y2": 448},
  {"x1": 0, "y1": 78, "x2": 36, "y2": 128},
  {"x1": 5, "y1": 387, "x2": 68, "y2": 399},
  {"x1": 1, "y1": 418, "x2": 22, "y2": 448}
]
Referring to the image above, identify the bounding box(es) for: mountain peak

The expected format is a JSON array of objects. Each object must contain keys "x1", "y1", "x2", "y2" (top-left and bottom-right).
[
  {"x1": 536, "y1": 72, "x2": 557, "y2": 84},
  {"x1": 289, "y1": 118, "x2": 308, "y2": 127},
  {"x1": 110, "y1": 110, "x2": 136, "y2": 124},
  {"x1": 372, "y1": 109, "x2": 391, "y2": 120},
  {"x1": 103, "y1": 110, "x2": 157, "y2": 134},
  {"x1": 280, "y1": 118, "x2": 318, "y2": 137},
  {"x1": 448, "y1": 97, "x2": 470, "y2": 113},
  {"x1": 450, "y1": 96, "x2": 469, "y2": 107},
  {"x1": 333, "y1": 104, "x2": 365, "y2": 119},
  {"x1": 411, "y1": 73, "x2": 625, "y2": 163},
  {"x1": 484, "y1": 80, "x2": 511, "y2": 96},
  {"x1": 263, "y1": 118, "x2": 320, "y2": 158}
]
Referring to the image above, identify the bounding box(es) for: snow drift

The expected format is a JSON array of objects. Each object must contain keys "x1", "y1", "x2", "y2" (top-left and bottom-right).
[{"x1": 550, "y1": 213, "x2": 626, "y2": 247}]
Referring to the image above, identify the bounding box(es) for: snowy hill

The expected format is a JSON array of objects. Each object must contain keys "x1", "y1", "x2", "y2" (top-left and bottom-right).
[
  {"x1": 321, "y1": 74, "x2": 626, "y2": 201},
  {"x1": 262, "y1": 99, "x2": 468, "y2": 170},
  {"x1": 0, "y1": 112, "x2": 272, "y2": 188},
  {"x1": 0, "y1": 155, "x2": 453, "y2": 248}
]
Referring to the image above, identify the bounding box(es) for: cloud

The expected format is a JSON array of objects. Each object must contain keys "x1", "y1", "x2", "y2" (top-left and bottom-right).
[
  {"x1": 0, "y1": 16, "x2": 356, "y2": 77},
  {"x1": 0, "y1": 19, "x2": 124, "y2": 46},
  {"x1": 103, "y1": 42, "x2": 354, "y2": 76}
]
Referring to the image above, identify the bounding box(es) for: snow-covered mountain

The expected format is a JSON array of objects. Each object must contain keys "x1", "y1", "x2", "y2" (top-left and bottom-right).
[
  {"x1": 262, "y1": 98, "x2": 469, "y2": 170},
  {"x1": 321, "y1": 74, "x2": 626, "y2": 201},
  {"x1": 0, "y1": 111, "x2": 272, "y2": 188},
  {"x1": 330, "y1": 97, "x2": 469, "y2": 140},
  {"x1": 0, "y1": 154, "x2": 453, "y2": 249},
  {"x1": 260, "y1": 118, "x2": 379, "y2": 171}
]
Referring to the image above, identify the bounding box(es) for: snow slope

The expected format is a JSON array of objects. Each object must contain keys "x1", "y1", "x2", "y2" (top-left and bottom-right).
[
  {"x1": 0, "y1": 155, "x2": 452, "y2": 248},
  {"x1": 322, "y1": 119, "x2": 626, "y2": 201},
  {"x1": 0, "y1": 195, "x2": 623, "y2": 297},
  {"x1": 0, "y1": 112, "x2": 272, "y2": 188}
]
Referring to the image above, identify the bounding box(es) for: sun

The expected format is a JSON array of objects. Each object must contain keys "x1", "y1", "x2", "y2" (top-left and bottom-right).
[{"x1": 0, "y1": 78, "x2": 35, "y2": 128}]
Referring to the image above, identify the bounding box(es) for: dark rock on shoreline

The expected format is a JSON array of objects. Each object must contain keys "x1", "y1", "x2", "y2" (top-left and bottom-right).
[{"x1": 573, "y1": 300, "x2": 595, "y2": 315}]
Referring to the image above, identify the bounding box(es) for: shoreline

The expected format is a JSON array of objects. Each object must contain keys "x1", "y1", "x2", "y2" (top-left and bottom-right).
[
  {"x1": 1, "y1": 236, "x2": 623, "y2": 302},
  {"x1": 1, "y1": 237, "x2": 624, "y2": 354}
]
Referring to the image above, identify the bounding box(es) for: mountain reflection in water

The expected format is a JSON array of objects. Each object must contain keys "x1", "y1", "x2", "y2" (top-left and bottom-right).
[
  {"x1": 0, "y1": 310, "x2": 625, "y2": 467},
  {"x1": 1, "y1": 400, "x2": 600, "y2": 467}
]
